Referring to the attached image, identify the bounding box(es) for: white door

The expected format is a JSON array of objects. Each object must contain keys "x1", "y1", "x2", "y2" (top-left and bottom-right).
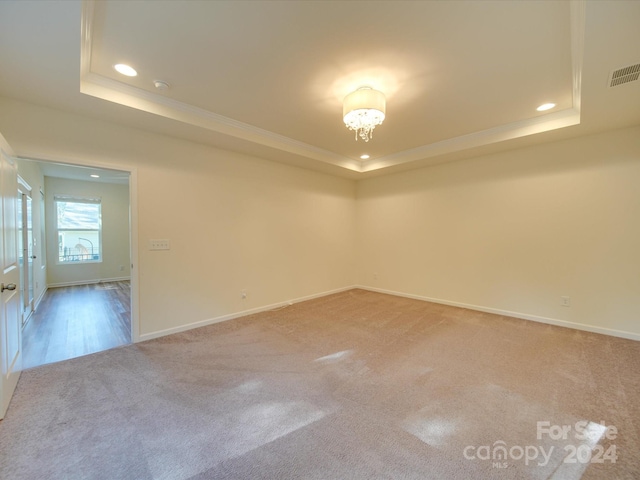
[{"x1": 0, "y1": 141, "x2": 22, "y2": 419}]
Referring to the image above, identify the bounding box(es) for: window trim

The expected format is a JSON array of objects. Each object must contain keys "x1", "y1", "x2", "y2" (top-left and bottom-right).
[{"x1": 54, "y1": 195, "x2": 103, "y2": 265}]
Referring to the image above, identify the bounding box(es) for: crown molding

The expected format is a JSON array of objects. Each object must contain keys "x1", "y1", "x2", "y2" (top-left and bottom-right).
[
  {"x1": 80, "y1": 71, "x2": 361, "y2": 172},
  {"x1": 80, "y1": 0, "x2": 585, "y2": 175},
  {"x1": 570, "y1": 0, "x2": 585, "y2": 114},
  {"x1": 361, "y1": 107, "x2": 580, "y2": 172},
  {"x1": 79, "y1": 0, "x2": 94, "y2": 80}
]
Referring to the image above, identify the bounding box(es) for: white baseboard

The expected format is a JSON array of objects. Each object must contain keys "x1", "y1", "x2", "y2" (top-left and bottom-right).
[
  {"x1": 138, "y1": 285, "x2": 355, "y2": 342},
  {"x1": 356, "y1": 285, "x2": 640, "y2": 342},
  {"x1": 139, "y1": 284, "x2": 640, "y2": 344},
  {"x1": 33, "y1": 286, "x2": 48, "y2": 311},
  {"x1": 48, "y1": 277, "x2": 131, "y2": 288}
]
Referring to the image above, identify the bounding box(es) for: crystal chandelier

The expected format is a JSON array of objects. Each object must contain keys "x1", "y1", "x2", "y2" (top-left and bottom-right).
[{"x1": 343, "y1": 87, "x2": 386, "y2": 142}]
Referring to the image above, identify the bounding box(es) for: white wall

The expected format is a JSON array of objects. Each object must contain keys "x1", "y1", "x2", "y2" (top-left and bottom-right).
[
  {"x1": 0, "y1": 97, "x2": 357, "y2": 339},
  {"x1": 357, "y1": 126, "x2": 640, "y2": 339},
  {"x1": 44, "y1": 176, "x2": 130, "y2": 287},
  {"x1": 15, "y1": 159, "x2": 47, "y2": 309}
]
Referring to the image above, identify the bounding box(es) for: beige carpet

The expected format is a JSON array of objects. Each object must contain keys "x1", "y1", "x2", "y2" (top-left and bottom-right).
[{"x1": 1, "y1": 289, "x2": 638, "y2": 479}]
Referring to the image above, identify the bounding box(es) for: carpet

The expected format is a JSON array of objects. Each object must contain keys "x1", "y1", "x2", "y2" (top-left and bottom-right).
[{"x1": 1, "y1": 289, "x2": 638, "y2": 479}]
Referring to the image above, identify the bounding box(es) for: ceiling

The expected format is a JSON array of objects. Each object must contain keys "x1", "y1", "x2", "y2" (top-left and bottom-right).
[{"x1": 0, "y1": 0, "x2": 639, "y2": 179}]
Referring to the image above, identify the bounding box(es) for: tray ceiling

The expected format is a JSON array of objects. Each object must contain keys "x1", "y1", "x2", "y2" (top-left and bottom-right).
[{"x1": 1, "y1": 0, "x2": 639, "y2": 178}]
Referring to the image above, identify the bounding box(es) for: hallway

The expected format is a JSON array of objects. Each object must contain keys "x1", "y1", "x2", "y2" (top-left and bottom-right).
[{"x1": 22, "y1": 281, "x2": 131, "y2": 369}]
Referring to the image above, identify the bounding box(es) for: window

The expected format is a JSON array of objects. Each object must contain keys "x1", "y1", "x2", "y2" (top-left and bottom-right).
[{"x1": 55, "y1": 196, "x2": 102, "y2": 263}]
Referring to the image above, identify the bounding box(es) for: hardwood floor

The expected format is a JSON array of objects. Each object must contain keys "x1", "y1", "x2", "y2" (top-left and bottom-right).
[{"x1": 22, "y1": 281, "x2": 131, "y2": 369}]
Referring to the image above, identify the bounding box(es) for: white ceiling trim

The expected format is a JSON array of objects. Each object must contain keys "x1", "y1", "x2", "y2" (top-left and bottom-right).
[
  {"x1": 570, "y1": 0, "x2": 585, "y2": 114},
  {"x1": 79, "y1": 0, "x2": 585, "y2": 175},
  {"x1": 80, "y1": 71, "x2": 362, "y2": 173},
  {"x1": 361, "y1": 107, "x2": 580, "y2": 172}
]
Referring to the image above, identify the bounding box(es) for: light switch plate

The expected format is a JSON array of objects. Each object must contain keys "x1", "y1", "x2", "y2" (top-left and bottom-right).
[{"x1": 149, "y1": 239, "x2": 170, "y2": 250}]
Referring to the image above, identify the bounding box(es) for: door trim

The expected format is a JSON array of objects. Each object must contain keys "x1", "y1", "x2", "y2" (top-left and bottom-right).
[{"x1": 17, "y1": 176, "x2": 34, "y2": 326}]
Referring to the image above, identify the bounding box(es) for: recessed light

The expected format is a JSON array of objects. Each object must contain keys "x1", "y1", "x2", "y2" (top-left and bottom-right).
[
  {"x1": 360, "y1": 154, "x2": 370, "y2": 160},
  {"x1": 536, "y1": 103, "x2": 556, "y2": 112},
  {"x1": 114, "y1": 64, "x2": 137, "y2": 77},
  {"x1": 90, "y1": 174, "x2": 100, "y2": 178}
]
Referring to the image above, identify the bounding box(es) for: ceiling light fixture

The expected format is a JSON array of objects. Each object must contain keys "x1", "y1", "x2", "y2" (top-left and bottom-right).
[
  {"x1": 114, "y1": 64, "x2": 137, "y2": 77},
  {"x1": 360, "y1": 154, "x2": 370, "y2": 160},
  {"x1": 536, "y1": 103, "x2": 556, "y2": 112},
  {"x1": 90, "y1": 174, "x2": 100, "y2": 178},
  {"x1": 343, "y1": 87, "x2": 385, "y2": 142}
]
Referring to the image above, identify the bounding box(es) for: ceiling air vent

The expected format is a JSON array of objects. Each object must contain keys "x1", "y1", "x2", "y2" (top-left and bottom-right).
[{"x1": 609, "y1": 63, "x2": 640, "y2": 88}]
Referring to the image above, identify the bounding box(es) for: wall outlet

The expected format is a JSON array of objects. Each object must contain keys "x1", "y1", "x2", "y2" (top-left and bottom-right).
[
  {"x1": 373, "y1": 272, "x2": 378, "y2": 280},
  {"x1": 241, "y1": 290, "x2": 247, "y2": 300},
  {"x1": 119, "y1": 265, "x2": 124, "y2": 271},
  {"x1": 149, "y1": 239, "x2": 170, "y2": 250},
  {"x1": 561, "y1": 296, "x2": 571, "y2": 307}
]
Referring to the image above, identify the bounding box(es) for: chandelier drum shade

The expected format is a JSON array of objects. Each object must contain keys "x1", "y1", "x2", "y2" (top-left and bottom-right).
[{"x1": 343, "y1": 87, "x2": 386, "y2": 142}]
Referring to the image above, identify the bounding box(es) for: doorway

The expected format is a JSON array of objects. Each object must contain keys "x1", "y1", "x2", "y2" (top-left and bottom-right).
[{"x1": 17, "y1": 158, "x2": 137, "y2": 369}]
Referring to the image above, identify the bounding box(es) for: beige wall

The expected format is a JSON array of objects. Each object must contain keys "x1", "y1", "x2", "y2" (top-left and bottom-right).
[
  {"x1": 357, "y1": 126, "x2": 640, "y2": 339},
  {"x1": 2, "y1": 96, "x2": 639, "y2": 341},
  {"x1": 0, "y1": 97, "x2": 357, "y2": 339},
  {"x1": 44, "y1": 176, "x2": 130, "y2": 287}
]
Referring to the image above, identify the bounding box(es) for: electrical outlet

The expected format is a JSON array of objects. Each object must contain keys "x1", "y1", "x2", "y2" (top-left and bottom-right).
[
  {"x1": 373, "y1": 272, "x2": 378, "y2": 280},
  {"x1": 119, "y1": 265, "x2": 124, "y2": 271},
  {"x1": 241, "y1": 290, "x2": 247, "y2": 300},
  {"x1": 149, "y1": 239, "x2": 170, "y2": 250},
  {"x1": 561, "y1": 296, "x2": 571, "y2": 307}
]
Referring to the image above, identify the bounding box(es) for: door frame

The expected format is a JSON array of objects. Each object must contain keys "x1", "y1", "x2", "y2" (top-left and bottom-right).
[
  {"x1": 17, "y1": 176, "x2": 34, "y2": 326},
  {"x1": 19, "y1": 155, "x2": 140, "y2": 343}
]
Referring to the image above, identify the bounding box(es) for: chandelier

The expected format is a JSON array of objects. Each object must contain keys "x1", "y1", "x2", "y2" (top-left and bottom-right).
[{"x1": 343, "y1": 87, "x2": 386, "y2": 142}]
